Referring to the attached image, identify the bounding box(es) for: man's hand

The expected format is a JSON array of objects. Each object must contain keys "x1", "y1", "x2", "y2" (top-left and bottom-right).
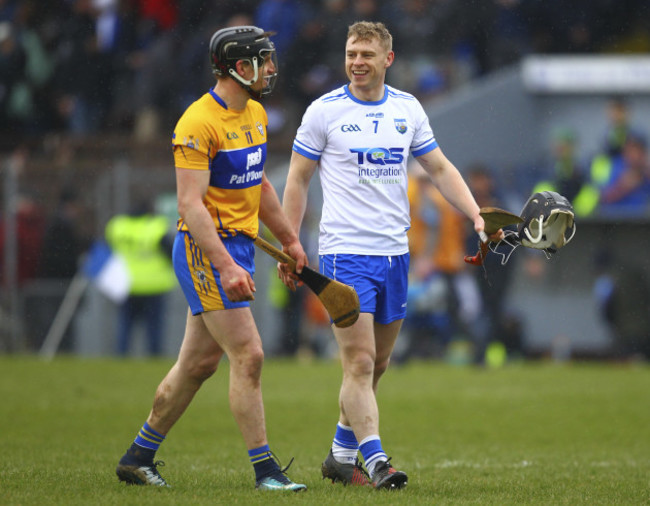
[
  {"x1": 220, "y1": 263, "x2": 256, "y2": 302},
  {"x1": 277, "y1": 239, "x2": 309, "y2": 291},
  {"x1": 474, "y1": 213, "x2": 505, "y2": 244}
]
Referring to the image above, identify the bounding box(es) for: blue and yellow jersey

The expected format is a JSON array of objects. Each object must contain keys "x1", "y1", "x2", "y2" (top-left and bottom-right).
[{"x1": 172, "y1": 89, "x2": 268, "y2": 238}]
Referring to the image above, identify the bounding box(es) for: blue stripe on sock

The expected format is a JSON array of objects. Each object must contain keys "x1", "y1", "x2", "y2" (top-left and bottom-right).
[
  {"x1": 134, "y1": 422, "x2": 166, "y2": 451},
  {"x1": 248, "y1": 444, "x2": 272, "y2": 464},
  {"x1": 359, "y1": 437, "x2": 386, "y2": 467},
  {"x1": 333, "y1": 423, "x2": 358, "y2": 449},
  {"x1": 249, "y1": 444, "x2": 281, "y2": 481}
]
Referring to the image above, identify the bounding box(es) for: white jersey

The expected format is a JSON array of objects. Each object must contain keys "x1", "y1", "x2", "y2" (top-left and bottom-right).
[{"x1": 293, "y1": 84, "x2": 438, "y2": 255}]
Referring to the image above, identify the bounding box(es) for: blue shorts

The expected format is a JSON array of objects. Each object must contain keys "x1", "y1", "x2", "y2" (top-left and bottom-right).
[
  {"x1": 173, "y1": 232, "x2": 255, "y2": 315},
  {"x1": 319, "y1": 253, "x2": 409, "y2": 324}
]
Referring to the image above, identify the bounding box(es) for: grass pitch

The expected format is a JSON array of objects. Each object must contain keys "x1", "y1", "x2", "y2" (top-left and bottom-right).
[{"x1": 0, "y1": 356, "x2": 648, "y2": 505}]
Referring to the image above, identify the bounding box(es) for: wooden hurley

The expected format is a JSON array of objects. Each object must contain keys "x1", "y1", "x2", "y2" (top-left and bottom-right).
[
  {"x1": 464, "y1": 207, "x2": 523, "y2": 266},
  {"x1": 253, "y1": 236, "x2": 360, "y2": 328}
]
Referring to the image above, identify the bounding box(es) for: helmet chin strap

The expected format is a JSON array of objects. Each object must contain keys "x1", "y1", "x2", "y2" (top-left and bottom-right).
[
  {"x1": 228, "y1": 58, "x2": 263, "y2": 99},
  {"x1": 523, "y1": 215, "x2": 545, "y2": 244}
]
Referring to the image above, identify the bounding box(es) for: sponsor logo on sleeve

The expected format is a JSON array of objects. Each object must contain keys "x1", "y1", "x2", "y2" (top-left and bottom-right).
[{"x1": 183, "y1": 136, "x2": 199, "y2": 149}]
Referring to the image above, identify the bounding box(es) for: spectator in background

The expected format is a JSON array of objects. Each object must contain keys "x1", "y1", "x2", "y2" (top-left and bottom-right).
[
  {"x1": 0, "y1": 20, "x2": 26, "y2": 128},
  {"x1": 533, "y1": 127, "x2": 599, "y2": 217},
  {"x1": 404, "y1": 160, "x2": 474, "y2": 360},
  {"x1": 0, "y1": 0, "x2": 18, "y2": 22},
  {"x1": 254, "y1": 0, "x2": 303, "y2": 60},
  {"x1": 105, "y1": 198, "x2": 176, "y2": 356},
  {"x1": 466, "y1": 164, "x2": 522, "y2": 364},
  {"x1": 32, "y1": 187, "x2": 87, "y2": 351},
  {"x1": 535, "y1": 128, "x2": 586, "y2": 203},
  {"x1": 129, "y1": 0, "x2": 180, "y2": 140},
  {"x1": 594, "y1": 249, "x2": 650, "y2": 361},
  {"x1": 599, "y1": 133, "x2": 650, "y2": 215},
  {"x1": 0, "y1": 191, "x2": 44, "y2": 286},
  {"x1": 590, "y1": 97, "x2": 646, "y2": 193},
  {"x1": 285, "y1": 7, "x2": 342, "y2": 111},
  {"x1": 602, "y1": 97, "x2": 639, "y2": 159},
  {"x1": 0, "y1": 148, "x2": 44, "y2": 290},
  {"x1": 37, "y1": 187, "x2": 86, "y2": 281},
  {"x1": 0, "y1": 2, "x2": 54, "y2": 133},
  {"x1": 52, "y1": 0, "x2": 112, "y2": 134}
]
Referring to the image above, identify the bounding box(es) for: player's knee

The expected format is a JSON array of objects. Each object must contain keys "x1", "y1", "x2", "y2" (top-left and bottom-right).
[
  {"x1": 186, "y1": 355, "x2": 220, "y2": 382},
  {"x1": 232, "y1": 343, "x2": 265, "y2": 377},
  {"x1": 345, "y1": 351, "x2": 375, "y2": 379}
]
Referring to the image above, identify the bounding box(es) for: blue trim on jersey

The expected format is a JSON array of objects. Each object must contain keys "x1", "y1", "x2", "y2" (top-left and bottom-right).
[
  {"x1": 344, "y1": 84, "x2": 388, "y2": 106},
  {"x1": 292, "y1": 139, "x2": 321, "y2": 160},
  {"x1": 387, "y1": 88, "x2": 416, "y2": 101},
  {"x1": 412, "y1": 139, "x2": 438, "y2": 158},
  {"x1": 209, "y1": 89, "x2": 227, "y2": 109},
  {"x1": 412, "y1": 136, "x2": 436, "y2": 151},
  {"x1": 322, "y1": 89, "x2": 349, "y2": 103}
]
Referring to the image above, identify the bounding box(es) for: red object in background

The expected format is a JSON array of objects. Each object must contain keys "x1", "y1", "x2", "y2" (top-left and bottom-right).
[
  {"x1": 137, "y1": 0, "x2": 178, "y2": 31},
  {"x1": 0, "y1": 198, "x2": 45, "y2": 286}
]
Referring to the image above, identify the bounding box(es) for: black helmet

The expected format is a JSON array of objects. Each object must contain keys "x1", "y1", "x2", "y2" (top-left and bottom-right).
[
  {"x1": 467, "y1": 190, "x2": 577, "y2": 267},
  {"x1": 518, "y1": 191, "x2": 576, "y2": 254},
  {"x1": 209, "y1": 26, "x2": 277, "y2": 99}
]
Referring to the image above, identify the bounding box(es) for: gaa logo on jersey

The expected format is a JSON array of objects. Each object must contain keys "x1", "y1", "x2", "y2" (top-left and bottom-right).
[{"x1": 394, "y1": 119, "x2": 407, "y2": 134}]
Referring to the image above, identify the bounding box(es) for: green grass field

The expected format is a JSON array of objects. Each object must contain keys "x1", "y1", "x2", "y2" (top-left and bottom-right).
[{"x1": 1, "y1": 356, "x2": 648, "y2": 505}]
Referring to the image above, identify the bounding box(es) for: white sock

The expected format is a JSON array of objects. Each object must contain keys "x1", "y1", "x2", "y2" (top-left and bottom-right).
[
  {"x1": 331, "y1": 423, "x2": 359, "y2": 464},
  {"x1": 359, "y1": 435, "x2": 388, "y2": 477}
]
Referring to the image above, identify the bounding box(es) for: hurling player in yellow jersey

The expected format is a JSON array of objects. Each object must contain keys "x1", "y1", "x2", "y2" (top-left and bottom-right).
[{"x1": 116, "y1": 26, "x2": 308, "y2": 492}]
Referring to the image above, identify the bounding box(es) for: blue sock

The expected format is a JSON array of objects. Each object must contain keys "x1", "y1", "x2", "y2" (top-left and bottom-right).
[
  {"x1": 121, "y1": 422, "x2": 165, "y2": 465},
  {"x1": 249, "y1": 444, "x2": 280, "y2": 481},
  {"x1": 331, "y1": 423, "x2": 358, "y2": 464},
  {"x1": 134, "y1": 421, "x2": 165, "y2": 451},
  {"x1": 359, "y1": 435, "x2": 387, "y2": 477}
]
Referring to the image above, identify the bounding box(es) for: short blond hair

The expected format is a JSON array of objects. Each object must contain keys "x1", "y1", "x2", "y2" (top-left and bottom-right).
[{"x1": 347, "y1": 21, "x2": 392, "y2": 52}]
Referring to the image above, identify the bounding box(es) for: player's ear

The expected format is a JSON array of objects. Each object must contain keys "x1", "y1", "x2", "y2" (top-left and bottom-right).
[
  {"x1": 385, "y1": 50, "x2": 394, "y2": 69},
  {"x1": 235, "y1": 59, "x2": 249, "y2": 77}
]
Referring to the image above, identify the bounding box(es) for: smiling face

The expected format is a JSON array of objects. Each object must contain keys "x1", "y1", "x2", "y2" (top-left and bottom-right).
[{"x1": 345, "y1": 35, "x2": 394, "y2": 101}]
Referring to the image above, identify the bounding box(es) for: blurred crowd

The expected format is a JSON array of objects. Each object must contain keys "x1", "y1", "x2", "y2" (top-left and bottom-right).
[
  {"x1": 2, "y1": 0, "x2": 650, "y2": 143},
  {"x1": 533, "y1": 98, "x2": 650, "y2": 219},
  {"x1": 2, "y1": 0, "x2": 650, "y2": 361}
]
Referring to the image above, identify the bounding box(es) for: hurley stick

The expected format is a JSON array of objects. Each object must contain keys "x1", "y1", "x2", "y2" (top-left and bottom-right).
[
  {"x1": 464, "y1": 207, "x2": 523, "y2": 266},
  {"x1": 253, "y1": 235, "x2": 360, "y2": 328}
]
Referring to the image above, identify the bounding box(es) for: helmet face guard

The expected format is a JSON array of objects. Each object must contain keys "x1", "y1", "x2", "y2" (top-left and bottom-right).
[
  {"x1": 518, "y1": 191, "x2": 576, "y2": 253},
  {"x1": 209, "y1": 26, "x2": 278, "y2": 99},
  {"x1": 468, "y1": 191, "x2": 577, "y2": 267}
]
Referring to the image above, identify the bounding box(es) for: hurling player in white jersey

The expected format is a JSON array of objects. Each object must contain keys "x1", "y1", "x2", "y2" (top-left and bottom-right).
[{"x1": 282, "y1": 21, "x2": 502, "y2": 490}]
